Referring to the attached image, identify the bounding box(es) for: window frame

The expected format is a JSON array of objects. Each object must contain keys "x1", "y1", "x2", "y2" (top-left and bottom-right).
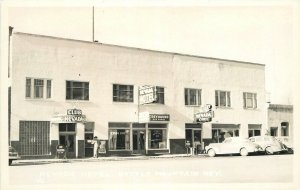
[
  {"x1": 184, "y1": 88, "x2": 201, "y2": 106},
  {"x1": 66, "y1": 80, "x2": 89, "y2": 101},
  {"x1": 215, "y1": 90, "x2": 231, "y2": 108},
  {"x1": 243, "y1": 92, "x2": 257, "y2": 109},
  {"x1": 25, "y1": 78, "x2": 52, "y2": 100},
  {"x1": 113, "y1": 84, "x2": 134, "y2": 103}
]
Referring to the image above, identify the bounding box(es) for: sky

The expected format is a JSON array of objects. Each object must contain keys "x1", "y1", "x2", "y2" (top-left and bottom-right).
[{"x1": 5, "y1": 2, "x2": 297, "y2": 105}]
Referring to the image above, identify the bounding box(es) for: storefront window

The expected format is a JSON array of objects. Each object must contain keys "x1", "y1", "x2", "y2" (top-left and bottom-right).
[
  {"x1": 212, "y1": 128, "x2": 239, "y2": 143},
  {"x1": 148, "y1": 129, "x2": 167, "y2": 149},
  {"x1": 109, "y1": 129, "x2": 130, "y2": 150}
]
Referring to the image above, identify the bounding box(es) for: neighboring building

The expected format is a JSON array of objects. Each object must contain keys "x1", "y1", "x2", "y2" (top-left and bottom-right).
[
  {"x1": 268, "y1": 104, "x2": 293, "y2": 145},
  {"x1": 9, "y1": 32, "x2": 268, "y2": 159}
]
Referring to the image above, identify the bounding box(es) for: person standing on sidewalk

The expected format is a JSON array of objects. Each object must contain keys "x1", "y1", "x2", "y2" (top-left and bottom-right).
[{"x1": 91, "y1": 136, "x2": 99, "y2": 158}]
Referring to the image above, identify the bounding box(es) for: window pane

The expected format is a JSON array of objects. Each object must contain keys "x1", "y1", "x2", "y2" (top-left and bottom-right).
[
  {"x1": 227, "y1": 92, "x2": 231, "y2": 107},
  {"x1": 113, "y1": 84, "x2": 134, "y2": 102},
  {"x1": 148, "y1": 129, "x2": 167, "y2": 149},
  {"x1": 46, "y1": 80, "x2": 51, "y2": 99},
  {"x1": 109, "y1": 129, "x2": 130, "y2": 150},
  {"x1": 215, "y1": 91, "x2": 219, "y2": 106},
  {"x1": 66, "y1": 81, "x2": 89, "y2": 100},
  {"x1": 34, "y1": 79, "x2": 44, "y2": 98},
  {"x1": 189, "y1": 89, "x2": 197, "y2": 105},
  {"x1": 220, "y1": 91, "x2": 226, "y2": 106},
  {"x1": 26, "y1": 78, "x2": 31, "y2": 98}
]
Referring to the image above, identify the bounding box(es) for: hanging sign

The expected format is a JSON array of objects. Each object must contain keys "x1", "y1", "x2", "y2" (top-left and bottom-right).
[
  {"x1": 139, "y1": 86, "x2": 157, "y2": 105},
  {"x1": 195, "y1": 104, "x2": 213, "y2": 123}
]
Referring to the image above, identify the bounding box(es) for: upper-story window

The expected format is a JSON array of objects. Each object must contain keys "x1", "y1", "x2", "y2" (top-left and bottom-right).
[
  {"x1": 153, "y1": 86, "x2": 164, "y2": 104},
  {"x1": 185, "y1": 88, "x2": 201, "y2": 106},
  {"x1": 243, "y1": 92, "x2": 257, "y2": 109},
  {"x1": 66, "y1": 81, "x2": 89, "y2": 100},
  {"x1": 113, "y1": 84, "x2": 134, "y2": 102},
  {"x1": 25, "y1": 78, "x2": 52, "y2": 99},
  {"x1": 215, "y1": 90, "x2": 231, "y2": 107}
]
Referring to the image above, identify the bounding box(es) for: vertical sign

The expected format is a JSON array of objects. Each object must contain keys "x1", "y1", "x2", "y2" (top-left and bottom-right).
[{"x1": 139, "y1": 86, "x2": 157, "y2": 105}]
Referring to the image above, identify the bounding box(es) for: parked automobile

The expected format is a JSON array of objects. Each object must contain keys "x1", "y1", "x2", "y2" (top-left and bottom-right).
[
  {"x1": 205, "y1": 137, "x2": 263, "y2": 157},
  {"x1": 275, "y1": 137, "x2": 294, "y2": 154},
  {"x1": 249, "y1": 136, "x2": 287, "y2": 155},
  {"x1": 9, "y1": 146, "x2": 20, "y2": 166}
]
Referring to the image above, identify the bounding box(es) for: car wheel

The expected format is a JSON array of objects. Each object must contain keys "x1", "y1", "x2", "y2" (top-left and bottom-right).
[
  {"x1": 207, "y1": 149, "x2": 216, "y2": 157},
  {"x1": 9, "y1": 159, "x2": 12, "y2": 166},
  {"x1": 287, "y1": 148, "x2": 294, "y2": 154},
  {"x1": 240, "y1": 148, "x2": 248, "y2": 156},
  {"x1": 265, "y1": 146, "x2": 273, "y2": 155}
]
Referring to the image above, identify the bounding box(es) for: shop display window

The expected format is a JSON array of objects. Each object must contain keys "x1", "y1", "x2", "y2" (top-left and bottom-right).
[
  {"x1": 108, "y1": 129, "x2": 130, "y2": 150},
  {"x1": 148, "y1": 129, "x2": 167, "y2": 149}
]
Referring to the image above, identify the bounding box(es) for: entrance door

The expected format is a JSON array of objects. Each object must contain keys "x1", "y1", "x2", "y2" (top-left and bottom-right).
[
  {"x1": 133, "y1": 130, "x2": 145, "y2": 154},
  {"x1": 185, "y1": 129, "x2": 202, "y2": 154},
  {"x1": 59, "y1": 134, "x2": 76, "y2": 158}
]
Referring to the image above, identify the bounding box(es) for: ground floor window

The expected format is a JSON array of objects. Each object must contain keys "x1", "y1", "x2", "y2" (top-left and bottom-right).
[
  {"x1": 19, "y1": 121, "x2": 50, "y2": 156},
  {"x1": 248, "y1": 124, "x2": 261, "y2": 137},
  {"x1": 212, "y1": 128, "x2": 239, "y2": 143},
  {"x1": 281, "y1": 122, "x2": 289, "y2": 136},
  {"x1": 248, "y1": 129, "x2": 261, "y2": 137},
  {"x1": 148, "y1": 124, "x2": 167, "y2": 149},
  {"x1": 270, "y1": 127, "x2": 278, "y2": 136},
  {"x1": 108, "y1": 123, "x2": 130, "y2": 150}
]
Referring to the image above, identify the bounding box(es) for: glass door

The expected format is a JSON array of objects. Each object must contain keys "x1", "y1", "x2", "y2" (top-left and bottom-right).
[
  {"x1": 132, "y1": 130, "x2": 145, "y2": 154},
  {"x1": 59, "y1": 134, "x2": 76, "y2": 158}
]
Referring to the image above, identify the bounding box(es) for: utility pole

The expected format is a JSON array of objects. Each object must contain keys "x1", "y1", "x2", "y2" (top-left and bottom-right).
[{"x1": 92, "y1": 6, "x2": 94, "y2": 42}]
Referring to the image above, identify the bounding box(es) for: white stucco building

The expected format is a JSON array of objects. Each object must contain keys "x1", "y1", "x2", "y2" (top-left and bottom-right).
[{"x1": 9, "y1": 32, "x2": 268, "y2": 158}]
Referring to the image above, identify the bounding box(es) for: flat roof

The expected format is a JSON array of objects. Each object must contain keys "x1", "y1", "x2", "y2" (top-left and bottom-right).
[{"x1": 14, "y1": 32, "x2": 265, "y2": 67}]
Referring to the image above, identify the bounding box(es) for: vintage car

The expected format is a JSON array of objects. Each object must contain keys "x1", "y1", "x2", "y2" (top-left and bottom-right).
[
  {"x1": 249, "y1": 136, "x2": 286, "y2": 155},
  {"x1": 9, "y1": 146, "x2": 20, "y2": 165},
  {"x1": 205, "y1": 137, "x2": 262, "y2": 157},
  {"x1": 276, "y1": 137, "x2": 294, "y2": 154}
]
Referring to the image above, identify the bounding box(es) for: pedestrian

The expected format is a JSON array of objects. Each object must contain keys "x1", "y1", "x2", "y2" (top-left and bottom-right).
[{"x1": 92, "y1": 136, "x2": 99, "y2": 158}]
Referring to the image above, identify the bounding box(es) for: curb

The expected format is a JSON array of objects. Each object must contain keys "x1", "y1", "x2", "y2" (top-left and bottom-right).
[{"x1": 14, "y1": 154, "x2": 208, "y2": 165}]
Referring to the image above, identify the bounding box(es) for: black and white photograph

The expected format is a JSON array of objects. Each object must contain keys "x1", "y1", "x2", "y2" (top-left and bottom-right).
[{"x1": 0, "y1": 1, "x2": 299, "y2": 190}]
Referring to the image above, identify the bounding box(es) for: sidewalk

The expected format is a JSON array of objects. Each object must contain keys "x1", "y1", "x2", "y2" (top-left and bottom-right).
[{"x1": 14, "y1": 154, "x2": 207, "y2": 164}]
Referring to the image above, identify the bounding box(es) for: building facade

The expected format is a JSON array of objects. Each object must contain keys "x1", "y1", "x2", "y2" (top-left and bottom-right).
[
  {"x1": 268, "y1": 104, "x2": 293, "y2": 145},
  {"x1": 9, "y1": 32, "x2": 268, "y2": 159}
]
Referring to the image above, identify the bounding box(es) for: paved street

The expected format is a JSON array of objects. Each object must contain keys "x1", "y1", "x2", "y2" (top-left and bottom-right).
[{"x1": 9, "y1": 154, "x2": 293, "y2": 185}]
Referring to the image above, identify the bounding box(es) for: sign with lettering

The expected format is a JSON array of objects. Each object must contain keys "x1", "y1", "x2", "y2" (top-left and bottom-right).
[
  {"x1": 195, "y1": 104, "x2": 214, "y2": 123},
  {"x1": 139, "y1": 112, "x2": 170, "y2": 123},
  {"x1": 51, "y1": 109, "x2": 87, "y2": 123},
  {"x1": 139, "y1": 86, "x2": 157, "y2": 105},
  {"x1": 149, "y1": 114, "x2": 170, "y2": 121}
]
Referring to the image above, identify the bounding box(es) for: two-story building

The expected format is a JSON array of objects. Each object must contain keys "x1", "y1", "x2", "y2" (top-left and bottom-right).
[{"x1": 9, "y1": 32, "x2": 268, "y2": 159}]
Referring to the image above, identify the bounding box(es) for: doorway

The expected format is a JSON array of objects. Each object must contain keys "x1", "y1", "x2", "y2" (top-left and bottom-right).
[
  {"x1": 132, "y1": 130, "x2": 145, "y2": 154},
  {"x1": 185, "y1": 129, "x2": 202, "y2": 154},
  {"x1": 59, "y1": 123, "x2": 76, "y2": 158}
]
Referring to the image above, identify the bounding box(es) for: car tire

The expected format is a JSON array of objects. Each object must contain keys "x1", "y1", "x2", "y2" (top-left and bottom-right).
[
  {"x1": 240, "y1": 148, "x2": 248, "y2": 156},
  {"x1": 207, "y1": 149, "x2": 216, "y2": 157},
  {"x1": 287, "y1": 148, "x2": 294, "y2": 154},
  {"x1": 265, "y1": 147, "x2": 273, "y2": 155},
  {"x1": 9, "y1": 159, "x2": 12, "y2": 166}
]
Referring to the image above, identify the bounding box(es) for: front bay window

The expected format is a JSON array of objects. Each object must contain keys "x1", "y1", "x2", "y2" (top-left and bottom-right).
[
  {"x1": 108, "y1": 123, "x2": 130, "y2": 150},
  {"x1": 148, "y1": 124, "x2": 167, "y2": 149}
]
